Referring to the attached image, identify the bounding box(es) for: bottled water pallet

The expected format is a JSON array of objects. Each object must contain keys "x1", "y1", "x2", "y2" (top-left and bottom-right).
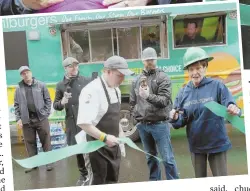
[{"x1": 36, "y1": 122, "x2": 67, "y2": 153}]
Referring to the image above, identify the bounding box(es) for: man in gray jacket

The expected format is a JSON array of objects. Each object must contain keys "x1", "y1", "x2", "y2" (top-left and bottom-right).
[
  {"x1": 129, "y1": 47, "x2": 179, "y2": 181},
  {"x1": 14, "y1": 66, "x2": 53, "y2": 173}
]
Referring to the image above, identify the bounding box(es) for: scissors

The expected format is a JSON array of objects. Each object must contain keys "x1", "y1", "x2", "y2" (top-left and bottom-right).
[{"x1": 174, "y1": 107, "x2": 184, "y2": 115}]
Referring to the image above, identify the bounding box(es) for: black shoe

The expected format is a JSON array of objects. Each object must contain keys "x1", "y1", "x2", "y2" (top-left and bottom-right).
[
  {"x1": 46, "y1": 165, "x2": 53, "y2": 171},
  {"x1": 25, "y1": 167, "x2": 38, "y2": 173}
]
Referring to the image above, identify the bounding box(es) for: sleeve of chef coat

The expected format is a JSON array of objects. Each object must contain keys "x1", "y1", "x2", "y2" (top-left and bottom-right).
[{"x1": 77, "y1": 86, "x2": 100, "y2": 126}]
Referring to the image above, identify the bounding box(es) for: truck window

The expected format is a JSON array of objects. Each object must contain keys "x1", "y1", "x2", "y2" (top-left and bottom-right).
[
  {"x1": 90, "y1": 29, "x2": 113, "y2": 62},
  {"x1": 62, "y1": 16, "x2": 168, "y2": 63},
  {"x1": 3, "y1": 31, "x2": 29, "y2": 70},
  {"x1": 117, "y1": 27, "x2": 141, "y2": 59},
  {"x1": 173, "y1": 14, "x2": 226, "y2": 48},
  {"x1": 142, "y1": 25, "x2": 161, "y2": 57},
  {"x1": 68, "y1": 31, "x2": 90, "y2": 63}
]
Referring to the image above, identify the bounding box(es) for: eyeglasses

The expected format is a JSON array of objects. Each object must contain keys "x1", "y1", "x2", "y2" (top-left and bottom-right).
[{"x1": 67, "y1": 63, "x2": 79, "y2": 68}]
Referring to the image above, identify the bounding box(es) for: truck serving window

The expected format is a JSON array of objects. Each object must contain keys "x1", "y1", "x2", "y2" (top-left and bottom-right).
[
  {"x1": 173, "y1": 14, "x2": 226, "y2": 48},
  {"x1": 3, "y1": 31, "x2": 29, "y2": 70},
  {"x1": 62, "y1": 16, "x2": 168, "y2": 63}
]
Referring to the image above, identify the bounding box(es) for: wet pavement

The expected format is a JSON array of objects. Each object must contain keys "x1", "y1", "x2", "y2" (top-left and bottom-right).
[{"x1": 11, "y1": 124, "x2": 248, "y2": 190}]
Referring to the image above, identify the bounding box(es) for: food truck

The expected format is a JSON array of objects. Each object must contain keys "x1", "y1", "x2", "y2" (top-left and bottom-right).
[{"x1": 3, "y1": 1, "x2": 244, "y2": 142}]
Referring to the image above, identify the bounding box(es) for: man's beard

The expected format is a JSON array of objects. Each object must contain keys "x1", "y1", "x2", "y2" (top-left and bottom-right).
[{"x1": 146, "y1": 64, "x2": 156, "y2": 71}]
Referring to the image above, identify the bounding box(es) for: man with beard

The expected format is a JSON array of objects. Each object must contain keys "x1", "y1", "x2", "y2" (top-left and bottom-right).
[
  {"x1": 178, "y1": 21, "x2": 207, "y2": 45},
  {"x1": 53, "y1": 57, "x2": 91, "y2": 186},
  {"x1": 77, "y1": 55, "x2": 134, "y2": 185},
  {"x1": 129, "y1": 47, "x2": 179, "y2": 181}
]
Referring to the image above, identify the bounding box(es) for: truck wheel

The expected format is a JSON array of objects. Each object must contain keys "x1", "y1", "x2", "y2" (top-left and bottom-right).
[{"x1": 120, "y1": 103, "x2": 140, "y2": 142}]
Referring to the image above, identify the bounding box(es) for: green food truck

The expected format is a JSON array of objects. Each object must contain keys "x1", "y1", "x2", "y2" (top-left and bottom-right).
[{"x1": 3, "y1": 1, "x2": 245, "y2": 142}]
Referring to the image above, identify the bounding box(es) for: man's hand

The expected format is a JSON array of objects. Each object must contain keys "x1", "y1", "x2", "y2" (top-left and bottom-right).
[
  {"x1": 169, "y1": 109, "x2": 179, "y2": 120},
  {"x1": 22, "y1": 0, "x2": 64, "y2": 10},
  {"x1": 105, "y1": 134, "x2": 120, "y2": 147},
  {"x1": 61, "y1": 92, "x2": 72, "y2": 105},
  {"x1": 139, "y1": 86, "x2": 149, "y2": 99},
  {"x1": 227, "y1": 104, "x2": 240, "y2": 116},
  {"x1": 17, "y1": 119, "x2": 23, "y2": 128},
  {"x1": 61, "y1": 97, "x2": 69, "y2": 105}
]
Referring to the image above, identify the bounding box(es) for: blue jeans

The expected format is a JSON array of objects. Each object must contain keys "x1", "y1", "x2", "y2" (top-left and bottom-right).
[{"x1": 137, "y1": 122, "x2": 179, "y2": 180}]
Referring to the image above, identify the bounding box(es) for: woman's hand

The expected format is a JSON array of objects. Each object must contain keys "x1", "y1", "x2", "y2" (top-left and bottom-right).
[
  {"x1": 169, "y1": 109, "x2": 179, "y2": 120},
  {"x1": 227, "y1": 104, "x2": 240, "y2": 116}
]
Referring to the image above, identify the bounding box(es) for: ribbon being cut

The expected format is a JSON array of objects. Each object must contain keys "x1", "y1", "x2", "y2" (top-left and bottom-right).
[
  {"x1": 13, "y1": 101, "x2": 245, "y2": 169},
  {"x1": 204, "y1": 101, "x2": 245, "y2": 134},
  {"x1": 13, "y1": 137, "x2": 162, "y2": 169}
]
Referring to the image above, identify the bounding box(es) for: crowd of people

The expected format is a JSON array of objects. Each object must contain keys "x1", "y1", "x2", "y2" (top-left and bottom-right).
[{"x1": 13, "y1": 45, "x2": 241, "y2": 186}]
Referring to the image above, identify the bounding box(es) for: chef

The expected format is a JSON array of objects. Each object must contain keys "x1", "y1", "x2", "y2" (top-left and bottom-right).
[{"x1": 77, "y1": 55, "x2": 134, "y2": 185}]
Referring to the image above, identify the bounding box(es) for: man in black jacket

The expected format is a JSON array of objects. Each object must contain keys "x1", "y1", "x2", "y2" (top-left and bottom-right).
[
  {"x1": 0, "y1": 0, "x2": 62, "y2": 15},
  {"x1": 14, "y1": 66, "x2": 53, "y2": 173},
  {"x1": 53, "y1": 57, "x2": 91, "y2": 186},
  {"x1": 130, "y1": 47, "x2": 179, "y2": 181}
]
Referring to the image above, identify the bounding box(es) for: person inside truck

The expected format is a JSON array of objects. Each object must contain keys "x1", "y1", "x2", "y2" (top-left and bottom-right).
[
  {"x1": 53, "y1": 57, "x2": 91, "y2": 186},
  {"x1": 169, "y1": 47, "x2": 241, "y2": 178},
  {"x1": 61, "y1": 32, "x2": 90, "y2": 63},
  {"x1": 129, "y1": 47, "x2": 179, "y2": 181},
  {"x1": 77, "y1": 55, "x2": 134, "y2": 185},
  {"x1": 177, "y1": 21, "x2": 207, "y2": 46}
]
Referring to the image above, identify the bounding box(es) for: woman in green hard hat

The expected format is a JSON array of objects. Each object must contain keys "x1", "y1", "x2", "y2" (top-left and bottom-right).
[{"x1": 169, "y1": 47, "x2": 241, "y2": 178}]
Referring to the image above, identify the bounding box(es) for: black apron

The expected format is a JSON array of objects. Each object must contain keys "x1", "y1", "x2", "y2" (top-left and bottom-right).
[{"x1": 87, "y1": 77, "x2": 121, "y2": 185}]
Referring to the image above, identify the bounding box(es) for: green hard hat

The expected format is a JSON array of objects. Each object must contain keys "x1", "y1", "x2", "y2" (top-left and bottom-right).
[{"x1": 183, "y1": 47, "x2": 214, "y2": 70}]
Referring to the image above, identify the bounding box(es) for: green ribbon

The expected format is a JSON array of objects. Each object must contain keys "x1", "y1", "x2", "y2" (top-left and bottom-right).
[
  {"x1": 13, "y1": 137, "x2": 162, "y2": 169},
  {"x1": 204, "y1": 101, "x2": 245, "y2": 134}
]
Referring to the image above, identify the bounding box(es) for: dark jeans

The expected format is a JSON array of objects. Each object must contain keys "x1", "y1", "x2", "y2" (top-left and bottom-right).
[
  {"x1": 137, "y1": 122, "x2": 179, "y2": 180},
  {"x1": 22, "y1": 118, "x2": 51, "y2": 157},
  {"x1": 191, "y1": 151, "x2": 227, "y2": 177}
]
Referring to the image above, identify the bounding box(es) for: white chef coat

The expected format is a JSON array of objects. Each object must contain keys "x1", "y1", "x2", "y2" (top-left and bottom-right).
[{"x1": 77, "y1": 75, "x2": 121, "y2": 127}]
